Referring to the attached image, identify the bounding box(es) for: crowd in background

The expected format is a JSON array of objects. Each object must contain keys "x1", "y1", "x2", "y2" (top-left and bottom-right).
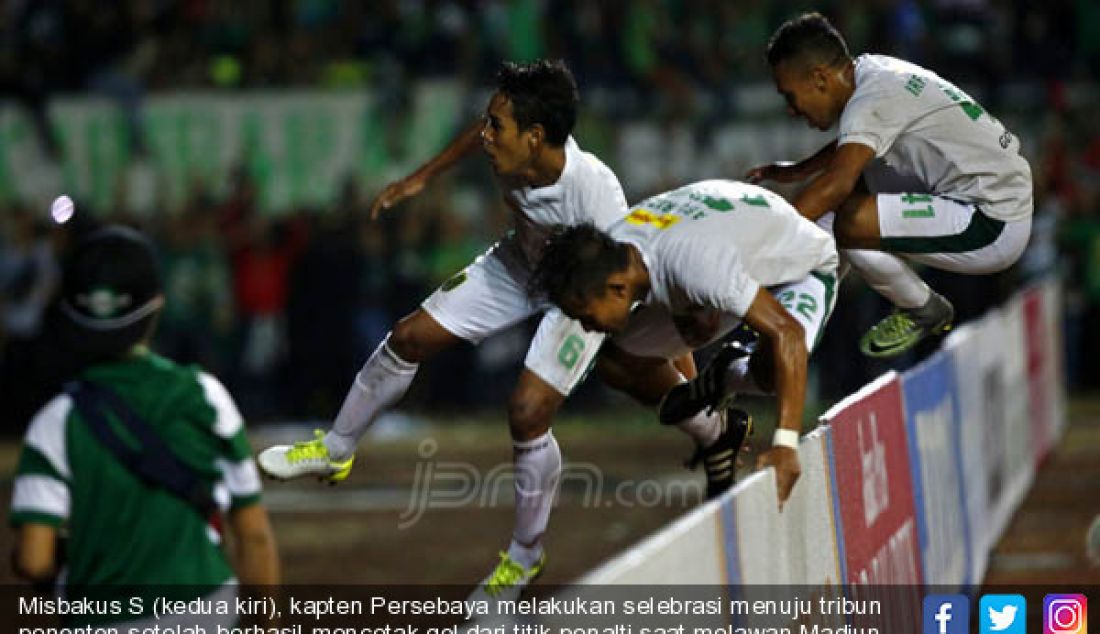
[
  {"x1": 3, "y1": 0, "x2": 1098, "y2": 154},
  {"x1": 4, "y1": 1, "x2": 1097, "y2": 90},
  {"x1": 2, "y1": 1, "x2": 1099, "y2": 430}
]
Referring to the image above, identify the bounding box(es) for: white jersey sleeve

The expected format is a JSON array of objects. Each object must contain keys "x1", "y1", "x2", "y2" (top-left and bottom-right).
[{"x1": 838, "y1": 70, "x2": 908, "y2": 157}]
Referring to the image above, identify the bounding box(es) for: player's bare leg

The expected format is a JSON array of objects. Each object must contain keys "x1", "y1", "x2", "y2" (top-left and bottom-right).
[
  {"x1": 835, "y1": 194, "x2": 954, "y2": 358},
  {"x1": 470, "y1": 369, "x2": 564, "y2": 602},
  {"x1": 257, "y1": 309, "x2": 461, "y2": 481}
]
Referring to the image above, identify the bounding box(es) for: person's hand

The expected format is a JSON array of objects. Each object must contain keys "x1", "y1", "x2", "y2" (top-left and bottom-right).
[
  {"x1": 744, "y1": 161, "x2": 803, "y2": 185},
  {"x1": 755, "y1": 445, "x2": 801, "y2": 509},
  {"x1": 369, "y1": 174, "x2": 428, "y2": 220}
]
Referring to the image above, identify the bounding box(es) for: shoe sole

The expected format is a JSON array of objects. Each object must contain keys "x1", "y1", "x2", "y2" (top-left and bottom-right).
[{"x1": 259, "y1": 463, "x2": 350, "y2": 485}]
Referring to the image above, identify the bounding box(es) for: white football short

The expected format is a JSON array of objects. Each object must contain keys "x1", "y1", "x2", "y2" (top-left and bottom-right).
[
  {"x1": 421, "y1": 235, "x2": 604, "y2": 396},
  {"x1": 876, "y1": 193, "x2": 1031, "y2": 274}
]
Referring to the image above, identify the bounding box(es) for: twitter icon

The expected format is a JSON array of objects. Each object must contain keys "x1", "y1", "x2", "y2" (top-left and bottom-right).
[{"x1": 981, "y1": 594, "x2": 1027, "y2": 634}]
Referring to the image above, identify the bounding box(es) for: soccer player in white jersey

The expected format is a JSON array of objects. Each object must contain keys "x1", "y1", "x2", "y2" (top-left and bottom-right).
[
  {"x1": 746, "y1": 12, "x2": 1033, "y2": 358},
  {"x1": 256, "y1": 60, "x2": 709, "y2": 600},
  {"x1": 533, "y1": 180, "x2": 840, "y2": 505}
]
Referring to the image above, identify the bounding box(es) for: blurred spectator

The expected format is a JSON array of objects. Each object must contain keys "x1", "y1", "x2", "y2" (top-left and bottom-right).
[
  {"x1": 355, "y1": 217, "x2": 393, "y2": 358},
  {"x1": 0, "y1": 209, "x2": 61, "y2": 428},
  {"x1": 71, "y1": 0, "x2": 160, "y2": 156},
  {"x1": 286, "y1": 205, "x2": 361, "y2": 418},
  {"x1": 0, "y1": 1, "x2": 65, "y2": 160},
  {"x1": 156, "y1": 205, "x2": 234, "y2": 375},
  {"x1": 229, "y1": 216, "x2": 306, "y2": 418},
  {"x1": 0, "y1": 208, "x2": 59, "y2": 341}
]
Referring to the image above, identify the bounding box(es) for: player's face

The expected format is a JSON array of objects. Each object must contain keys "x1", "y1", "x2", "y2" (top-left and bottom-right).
[
  {"x1": 481, "y1": 93, "x2": 535, "y2": 177},
  {"x1": 772, "y1": 61, "x2": 838, "y2": 131},
  {"x1": 562, "y1": 286, "x2": 633, "y2": 335}
]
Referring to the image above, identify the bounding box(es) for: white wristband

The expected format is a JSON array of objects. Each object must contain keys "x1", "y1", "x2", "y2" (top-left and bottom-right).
[{"x1": 773, "y1": 429, "x2": 800, "y2": 449}]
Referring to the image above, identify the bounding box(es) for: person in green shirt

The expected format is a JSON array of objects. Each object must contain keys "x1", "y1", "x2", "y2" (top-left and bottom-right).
[{"x1": 10, "y1": 225, "x2": 280, "y2": 627}]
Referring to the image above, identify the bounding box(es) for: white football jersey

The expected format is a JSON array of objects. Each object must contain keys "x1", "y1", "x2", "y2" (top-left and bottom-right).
[
  {"x1": 505, "y1": 136, "x2": 629, "y2": 264},
  {"x1": 839, "y1": 54, "x2": 1032, "y2": 222},
  {"x1": 612, "y1": 180, "x2": 838, "y2": 317}
]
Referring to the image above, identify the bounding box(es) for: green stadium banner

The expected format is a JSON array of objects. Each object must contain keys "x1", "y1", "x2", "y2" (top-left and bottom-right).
[{"x1": 0, "y1": 83, "x2": 463, "y2": 215}]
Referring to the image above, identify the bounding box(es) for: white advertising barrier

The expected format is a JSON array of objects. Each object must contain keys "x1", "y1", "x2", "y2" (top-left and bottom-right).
[
  {"x1": 944, "y1": 323, "x2": 992, "y2": 586},
  {"x1": 579, "y1": 426, "x2": 844, "y2": 587},
  {"x1": 578, "y1": 495, "x2": 727, "y2": 584},
  {"x1": 572, "y1": 279, "x2": 1064, "y2": 591},
  {"x1": 1021, "y1": 281, "x2": 1068, "y2": 462},
  {"x1": 996, "y1": 293, "x2": 1039, "y2": 542},
  {"x1": 726, "y1": 426, "x2": 842, "y2": 586},
  {"x1": 1044, "y1": 281, "x2": 1068, "y2": 439},
  {"x1": 900, "y1": 351, "x2": 972, "y2": 590}
]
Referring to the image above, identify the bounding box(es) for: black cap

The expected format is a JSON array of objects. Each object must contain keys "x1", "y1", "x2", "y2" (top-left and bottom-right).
[{"x1": 54, "y1": 225, "x2": 164, "y2": 359}]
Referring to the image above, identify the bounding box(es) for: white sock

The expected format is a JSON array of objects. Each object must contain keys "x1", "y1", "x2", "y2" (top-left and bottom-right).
[
  {"x1": 506, "y1": 540, "x2": 544, "y2": 570},
  {"x1": 323, "y1": 334, "x2": 419, "y2": 461},
  {"x1": 843, "y1": 249, "x2": 930, "y2": 309},
  {"x1": 511, "y1": 431, "x2": 560, "y2": 562},
  {"x1": 676, "y1": 408, "x2": 723, "y2": 447},
  {"x1": 670, "y1": 372, "x2": 723, "y2": 446},
  {"x1": 725, "y1": 357, "x2": 768, "y2": 396}
]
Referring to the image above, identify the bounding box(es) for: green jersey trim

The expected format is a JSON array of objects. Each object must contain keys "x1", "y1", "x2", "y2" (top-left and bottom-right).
[
  {"x1": 881, "y1": 206, "x2": 1006, "y2": 254},
  {"x1": 10, "y1": 510, "x2": 65, "y2": 528}
]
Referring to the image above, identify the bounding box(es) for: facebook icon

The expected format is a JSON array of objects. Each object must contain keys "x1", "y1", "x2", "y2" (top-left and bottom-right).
[{"x1": 924, "y1": 595, "x2": 969, "y2": 634}]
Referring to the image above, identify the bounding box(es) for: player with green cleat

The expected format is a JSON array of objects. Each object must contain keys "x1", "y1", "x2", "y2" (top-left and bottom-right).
[{"x1": 748, "y1": 13, "x2": 1032, "y2": 358}]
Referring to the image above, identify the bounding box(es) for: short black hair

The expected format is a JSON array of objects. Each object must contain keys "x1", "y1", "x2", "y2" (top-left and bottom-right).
[
  {"x1": 531, "y1": 224, "x2": 631, "y2": 306},
  {"x1": 496, "y1": 59, "x2": 578, "y2": 146},
  {"x1": 766, "y1": 12, "x2": 850, "y2": 69}
]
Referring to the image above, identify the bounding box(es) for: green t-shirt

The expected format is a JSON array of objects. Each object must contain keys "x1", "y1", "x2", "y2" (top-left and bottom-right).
[{"x1": 10, "y1": 352, "x2": 262, "y2": 623}]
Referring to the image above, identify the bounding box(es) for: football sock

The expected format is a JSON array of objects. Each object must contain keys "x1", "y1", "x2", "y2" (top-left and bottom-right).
[
  {"x1": 677, "y1": 408, "x2": 723, "y2": 447},
  {"x1": 324, "y1": 334, "x2": 419, "y2": 461},
  {"x1": 725, "y1": 356, "x2": 768, "y2": 396},
  {"x1": 844, "y1": 249, "x2": 931, "y2": 309},
  {"x1": 511, "y1": 431, "x2": 560, "y2": 560}
]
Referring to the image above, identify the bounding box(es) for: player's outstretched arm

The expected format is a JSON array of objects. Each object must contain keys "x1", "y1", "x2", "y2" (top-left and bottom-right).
[
  {"x1": 742, "y1": 289, "x2": 807, "y2": 508},
  {"x1": 791, "y1": 142, "x2": 874, "y2": 222},
  {"x1": 745, "y1": 140, "x2": 838, "y2": 184},
  {"x1": 369, "y1": 120, "x2": 483, "y2": 220}
]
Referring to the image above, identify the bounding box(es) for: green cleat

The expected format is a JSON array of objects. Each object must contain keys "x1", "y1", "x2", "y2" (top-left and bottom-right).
[
  {"x1": 468, "y1": 551, "x2": 546, "y2": 603},
  {"x1": 859, "y1": 293, "x2": 954, "y2": 358}
]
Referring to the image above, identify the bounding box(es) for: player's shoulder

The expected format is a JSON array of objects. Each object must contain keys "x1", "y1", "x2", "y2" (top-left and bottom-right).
[
  {"x1": 563, "y1": 137, "x2": 626, "y2": 196},
  {"x1": 853, "y1": 54, "x2": 934, "y2": 96}
]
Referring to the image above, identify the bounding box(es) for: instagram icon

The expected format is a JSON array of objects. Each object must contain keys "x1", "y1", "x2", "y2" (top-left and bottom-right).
[{"x1": 1045, "y1": 594, "x2": 1087, "y2": 634}]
